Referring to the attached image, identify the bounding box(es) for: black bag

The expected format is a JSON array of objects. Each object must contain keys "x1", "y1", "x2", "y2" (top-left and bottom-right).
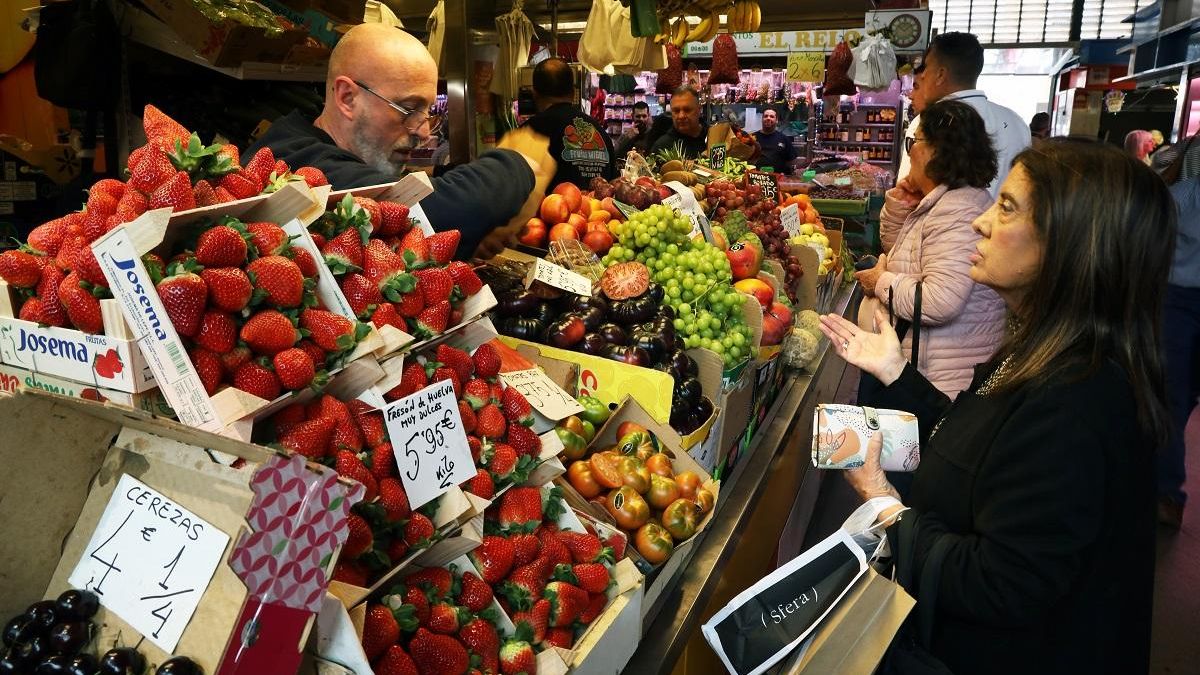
[
  {"x1": 33, "y1": 0, "x2": 121, "y2": 109},
  {"x1": 856, "y1": 281, "x2": 923, "y2": 405},
  {"x1": 879, "y1": 513, "x2": 955, "y2": 675}
]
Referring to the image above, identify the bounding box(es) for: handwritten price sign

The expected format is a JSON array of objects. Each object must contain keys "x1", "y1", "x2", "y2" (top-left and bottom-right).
[
  {"x1": 526, "y1": 258, "x2": 592, "y2": 297},
  {"x1": 67, "y1": 474, "x2": 230, "y2": 652},
  {"x1": 385, "y1": 379, "x2": 475, "y2": 509},
  {"x1": 786, "y1": 52, "x2": 825, "y2": 82},
  {"x1": 780, "y1": 203, "x2": 802, "y2": 237},
  {"x1": 499, "y1": 368, "x2": 584, "y2": 421}
]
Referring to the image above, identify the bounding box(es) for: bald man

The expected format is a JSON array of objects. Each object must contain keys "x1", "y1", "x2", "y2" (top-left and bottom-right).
[
  {"x1": 246, "y1": 24, "x2": 539, "y2": 259},
  {"x1": 522, "y1": 58, "x2": 615, "y2": 189}
]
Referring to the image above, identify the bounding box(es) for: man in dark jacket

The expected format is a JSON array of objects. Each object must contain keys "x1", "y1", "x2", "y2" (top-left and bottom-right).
[
  {"x1": 615, "y1": 101, "x2": 652, "y2": 158},
  {"x1": 522, "y1": 58, "x2": 616, "y2": 190},
  {"x1": 649, "y1": 87, "x2": 708, "y2": 159},
  {"x1": 246, "y1": 23, "x2": 539, "y2": 259}
]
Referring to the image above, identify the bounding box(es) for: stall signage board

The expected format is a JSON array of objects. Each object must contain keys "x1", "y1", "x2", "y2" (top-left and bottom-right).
[
  {"x1": 781, "y1": 204, "x2": 802, "y2": 237},
  {"x1": 684, "y1": 29, "x2": 865, "y2": 56},
  {"x1": 787, "y1": 52, "x2": 825, "y2": 82},
  {"x1": 67, "y1": 474, "x2": 230, "y2": 653},
  {"x1": 525, "y1": 258, "x2": 592, "y2": 297},
  {"x1": 711, "y1": 143, "x2": 728, "y2": 170},
  {"x1": 746, "y1": 171, "x2": 780, "y2": 203},
  {"x1": 385, "y1": 379, "x2": 475, "y2": 509}
]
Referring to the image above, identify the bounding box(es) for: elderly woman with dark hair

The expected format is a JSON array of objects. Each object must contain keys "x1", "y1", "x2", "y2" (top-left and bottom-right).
[{"x1": 855, "y1": 99, "x2": 1007, "y2": 397}]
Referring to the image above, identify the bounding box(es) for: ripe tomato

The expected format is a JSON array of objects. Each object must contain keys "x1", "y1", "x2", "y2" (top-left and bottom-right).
[
  {"x1": 661, "y1": 498, "x2": 699, "y2": 541},
  {"x1": 589, "y1": 452, "x2": 624, "y2": 489},
  {"x1": 617, "y1": 455, "x2": 651, "y2": 494},
  {"x1": 617, "y1": 421, "x2": 648, "y2": 439},
  {"x1": 615, "y1": 431, "x2": 656, "y2": 458},
  {"x1": 645, "y1": 453, "x2": 674, "y2": 478},
  {"x1": 567, "y1": 460, "x2": 603, "y2": 499},
  {"x1": 694, "y1": 488, "x2": 716, "y2": 515},
  {"x1": 674, "y1": 471, "x2": 702, "y2": 500},
  {"x1": 634, "y1": 522, "x2": 675, "y2": 565},
  {"x1": 646, "y1": 473, "x2": 680, "y2": 510},
  {"x1": 606, "y1": 486, "x2": 650, "y2": 530}
]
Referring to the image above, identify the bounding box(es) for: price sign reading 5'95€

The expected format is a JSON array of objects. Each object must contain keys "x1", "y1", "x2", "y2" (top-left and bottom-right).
[
  {"x1": 385, "y1": 379, "x2": 475, "y2": 509},
  {"x1": 68, "y1": 474, "x2": 230, "y2": 653}
]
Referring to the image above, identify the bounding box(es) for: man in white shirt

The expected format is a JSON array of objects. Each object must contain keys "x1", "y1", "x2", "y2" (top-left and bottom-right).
[{"x1": 899, "y1": 32, "x2": 1030, "y2": 198}]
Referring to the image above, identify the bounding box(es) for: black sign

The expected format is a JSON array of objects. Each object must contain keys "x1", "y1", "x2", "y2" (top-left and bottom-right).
[
  {"x1": 711, "y1": 539, "x2": 861, "y2": 674},
  {"x1": 746, "y1": 171, "x2": 780, "y2": 203},
  {"x1": 711, "y1": 143, "x2": 728, "y2": 171}
]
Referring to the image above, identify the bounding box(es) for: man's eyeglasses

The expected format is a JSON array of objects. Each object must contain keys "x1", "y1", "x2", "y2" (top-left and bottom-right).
[{"x1": 354, "y1": 80, "x2": 440, "y2": 133}]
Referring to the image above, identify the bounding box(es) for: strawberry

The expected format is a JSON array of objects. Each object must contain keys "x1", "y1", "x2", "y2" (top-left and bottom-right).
[
  {"x1": 73, "y1": 247, "x2": 108, "y2": 289},
  {"x1": 370, "y1": 443, "x2": 397, "y2": 481},
  {"x1": 273, "y1": 348, "x2": 316, "y2": 390},
  {"x1": 90, "y1": 178, "x2": 126, "y2": 203},
  {"x1": 27, "y1": 216, "x2": 71, "y2": 256},
  {"x1": 246, "y1": 221, "x2": 288, "y2": 256},
  {"x1": 293, "y1": 166, "x2": 329, "y2": 188},
  {"x1": 296, "y1": 339, "x2": 327, "y2": 369},
  {"x1": 486, "y1": 443, "x2": 519, "y2": 482},
  {"x1": 377, "y1": 201, "x2": 411, "y2": 237},
  {"x1": 371, "y1": 303, "x2": 405, "y2": 331},
  {"x1": 342, "y1": 512, "x2": 373, "y2": 559},
  {"x1": 545, "y1": 627, "x2": 573, "y2": 649},
  {"x1": 404, "y1": 585, "x2": 431, "y2": 625},
  {"x1": 544, "y1": 580, "x2": 588, "y2": 627},
  {"x1": 54, "y1": 234, "x2": 85, "y2": 272},
  {"x1": 406, "y1": 566, "x2": 454, "y2": 599},
  {"x1": 213, "y1": 187, "x2": 237, "y2": 203},
  {"x1": 335, "y1": 450, "x2": 378, "y2": 500},
  {"x1": 240, "y1": 310, "x2": 298, "y2": 355},
  {"x1": 413, "y1": 267, "x2": 453, "y2": 305},
  {"x1": 408, "y1": 628, "x2": 468, "y2": 675},
  {"x1": 377, "y1": 478, "x2": 411, "y2": 522},
  {"x1": 446, "y1": 261, "x2": 483, "y2": 298},
  {"x1": 219, "y1": 171, "x2": 260, "y2": 200},
  {"x1": 290, "y1": 247, "x2": 319, "y2": 278},
  {"x1": 201, "y1": 267, "x2": 252, "y2": 312},
  {"x1": 17, "y1": 297, "x2": 43, "y2": 323},
  {"x1": 35, "y1": 265, "x2": 67, "y2": 327},
  {"x1": 500, "y1": 633, "x2": 536, "y2": 675},
  {"x1": 349, "y1": 401, "x2": 387, "y2": 448},
  {"x1": 497, "y1": 487, "x2": 542, "y2": 533},
  {"x1": 537, "y1": 531, "x2": 571, "y2": 571},
  {"x1": 271, "y1": 402, "x2": 308, "y2": 436},
  {"x1": 363, "y1": 601, "x2": 417, "y2": 662},
  {"x1": 194, "y1": 310, "x2": 237, "y2": 353},
  {"x1": 192, "y1": 180, "x2": 218, "y2": 207},
  {"x1": 247, "y1": 255, "x2": 305, "y2": 308},
  {"x1": 470, "y1": 535, "x2": 516, "y2": 585},
  {"x1": 510, "y1": 599, "x2": 549, "y2": 643},
  {"x1": 468, "y1": 436, "x2": 483, "y2": 463},
  {"x1": 403, "y1": 512, "x2": 435, "y2": 548},
  {"x1": 464, "y1": 379, "x2": 494, "y2": 410},
  {"x1": 397, "y1": 228, "x2": 429, "y2": 262},
  {"x1": 557, "y1": 531, "x2": 613, "y2": 565},
  {"x1": 85, "y1": 189, "x2": 118, "y2": 219},
  {"x1": 471, "y1": 344, "x2": 501, "y2": 379},
  {"x1": 156, "y1": 269, "x2": 207, "y2": 337},
  {"x1": 512, "y1": 533, "x2": 541, "y2": 567},
  {"x1": 331, "y1": 559, "x2": 369, "y2": 587},
  {"x1": 457, "y1": 571, "x2": 494, "y2": 612},
  {"x1": 347, "y1": 196, "x2": 379, "y2": 229},
  {"x1": 387, "y1": 538, "x2": 410, "y2": 565},
  {"x1": 142, "y1": 105, "x2": 190, "y2": 152},
  {"x1": 458, "y1": 617, "x2": 499, "y2": 673},
  {"x1": 148, "y1": 171, "x2": 197, "y2": 211},
  {"x1": 462, "y1": 468, "x2": 494, "y2": 500},
  {"x1": 431, "y1": 366, "x2": 461, "y2": 398},
  {"x1": 501, "y1": 387, "x2": 534, "y2": 427},
  {"x1": 243, "y1": 147, "x2": 277, "y2": 187},
  {"x1": 128, "y1": 148, "x2": 175, "y2": 193},
  {"x1": 412, "y1": 300, "x2": 450, "y2": 337},
  {"x1": 436, "y1": 345, "x2": 474, "y2": 383},
  {"x1": 578, "y1": 592, "x2": 607, "y2": 624},
  {"x1": 500, "y1": 564, "x2": 546, "y2": 612},
  {"x1": 215, "y1": 144, "x2": 240, "y2": 166},
  {"x1": 0, "y1": 250, "x2": 47, "y2": 288},
  {"x1": 394, "y1": 290, "x2": 424, "y2": 318},
  {"x1": 220, "y1": 345, "x2": 252, "y2": 375},
  {"x1": 322, "y1": 227, "x2": 365, "y2": 274},
  {"x1": 458, "y1": 400, "x2": 477, "y2": 434},
  {"x1": 115, "y1": 188, "x2": 149, "y2": 223},
  {"x1": 603, "y1": 533, "x2": 626, "y2": 560},
  {"x1": 80, "y1": 207, "x2": 108, "y2": 243},
  {"x1": 476, "y1": 405, "x2": 506, "y2": 439},
  {"x1": 364, "y1": 239, "x2": 415, "y2": 301},
  {"x1": 426, "y1": 230, "x2": 460, "y2": 264},
  {"x1": 332, "y1": 420, "x2": 363, "y2": 453},
  {"x1": 232, "y1": 361, "x2": 281, "y2": 401},
  {"x1": 390, "y1": 362, "x2": 428, "y2": 399},
  {"x1": 570, "y1": 563, "x2": 610, "y2": 594},
  {"x1": 507, "y1": 424, "x2": 541, "y2": 458},
  {"x1": 428, "y1": 602, "x2": 468, "y2": 634},
  {"x1": 195, "y1": 223, "x2": 249, "y2": 267},
  {"x1": 300, "y1": 308, "x2": 361, "y2": 353},
  {"x1": 342, "y1": 273, "x2": 383, "y2": 318},
  {"x1": 309, "y1": 394, "x2": 352, "y2": 427},
  {"x1": 375, "y1": 645, "x2": 418, "y2": 675},
  {"x1": 56, "y1": 276, "x2": 102, "y2": 334}
]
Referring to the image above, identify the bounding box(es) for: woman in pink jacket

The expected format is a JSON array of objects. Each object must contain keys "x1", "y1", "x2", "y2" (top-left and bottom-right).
[{"x1": 855, "y1": 100, "x2": 1007, "y2": 396}]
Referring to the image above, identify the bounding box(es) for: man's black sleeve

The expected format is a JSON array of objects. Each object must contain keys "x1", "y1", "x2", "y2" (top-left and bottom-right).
[{"x1": 423, "y1": 148, "x2": 535, "y2": 258}]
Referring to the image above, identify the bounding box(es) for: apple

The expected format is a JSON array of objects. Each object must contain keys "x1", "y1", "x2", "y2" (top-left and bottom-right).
[
  {"x1": 519, "y1": 217, "x2": 548, "y2": 248},
  {"x1": 549, "y1": 222, "x2": 579, "y2": 242},
  {"x1": 601, "y1": 197, "x2": 623, "y2": 222},
  {"x1": 767, "y1": 301, "x2": 792, "y2": 327},
  {"x1": 582, "y1": 229, "x2": 614, "y2": 255},
  {"x1": 761, "y1": 314, "x2": 787, "y2": 345},
  {"x1": 710, "y1": 227, "x2": 728, "y2": 251},
  {"x1": 588, "y1": 210, "x2": 612, "y2": 225},
  {"x1": 540, "y1": 193, "x2": 570, "y2": 225},
  {"x1": 734, "y1": 278, "x2": 774, "y2": 308},
  {"x1": 800, "y1": 223, "x2": 815, "y2": 236},
  {"x1": 725, "y1": 242, "x2": 760, "y2": 280},
  {"x1": 567, "y1": 213, "x2": 588, "y2": 237},
  {"x1": 553, "y1": 182, "x2": 583, "y2": 213}
]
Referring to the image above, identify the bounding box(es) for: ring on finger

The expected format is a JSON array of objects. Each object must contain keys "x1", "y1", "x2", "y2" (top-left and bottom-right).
[{"x1": 842, "y1": 339, "x2": 850, "y2": 349}]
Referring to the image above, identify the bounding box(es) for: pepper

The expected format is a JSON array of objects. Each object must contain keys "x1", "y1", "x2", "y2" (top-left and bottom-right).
[{"x1": 576, "y1": 395, "x2": 611, "y2": 426}]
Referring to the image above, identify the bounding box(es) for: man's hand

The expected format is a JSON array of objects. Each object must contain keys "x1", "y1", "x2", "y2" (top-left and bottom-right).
[
  {"x1": 853, "y1": 253, "x2": 887, "y2": 298},
  {"x1": 475, "y1": 128, "x2": 557, "y2": 260}
]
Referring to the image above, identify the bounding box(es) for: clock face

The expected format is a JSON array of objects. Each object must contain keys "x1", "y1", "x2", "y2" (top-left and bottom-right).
[{"x1": 889, "y1": 14, "x2": 923, "y2": 49}]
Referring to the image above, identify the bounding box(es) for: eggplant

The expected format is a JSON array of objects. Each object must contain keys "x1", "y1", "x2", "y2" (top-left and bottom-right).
[
  {"x1": 675, "y1": 377, "x2": 704, "y2": 405},
  {"x1": 588, "y1": 291, "x2": 610, "y2": 314},
  {"x1": 528, "y1": 279, "x2": 565, "y2": 300},
  {"x1": 609, "y1": 296, "x2": 656, "y2": 325},
  {"x1": 498, "y1": 317, "x2": 545, "y2": 341},
  {"x1": 497, "y1": 289, "x2": 539, "y2": 317},
  {"x1": 531, "y1": 301, "x2": 557, "y2": 326},
  {"x1": 697, "y1": 396, "x2": 715, "y2": 421},
  {"x1": 577, "y1": 306, "x2": 605, "y2": 331},
  {"x1": 580, "y1": 333, "x2": 607, "y2": 355},
  {"x1": 632, "y1": 331, "x2": 668, "y2": 363},
  {"x1": 647, "y1": 283, "x2": 665, "y2": 303},
  {"x1": 598, "y1": 323, "x2": 628, "y2": 346},
  {"x1": 602, "y1": 344, "x2": 652, "y2": 367}
]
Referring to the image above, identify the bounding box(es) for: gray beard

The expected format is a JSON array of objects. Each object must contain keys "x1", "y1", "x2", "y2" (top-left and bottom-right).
[{"x1": 352, "y1": 125, "x2": 403, "y2": 175}]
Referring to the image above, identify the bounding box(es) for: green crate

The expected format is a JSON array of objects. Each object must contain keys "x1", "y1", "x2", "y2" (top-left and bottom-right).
[{"x1": 810, "y1": 197, "x2": 869, "y2": 216}]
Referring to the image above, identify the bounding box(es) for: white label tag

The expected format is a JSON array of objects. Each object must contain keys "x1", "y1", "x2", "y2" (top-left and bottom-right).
[
  {"x1": 781, "y1": 203, "x2": 802, "y2": 237},
  {"x1": 499, "y1": 368, "x2": 585, "y2": 421},
  {"x1": 408, "y1": 203, "x2": 435, "y2": 236},
  {"x1": 93, "y1": 229, "x2": 222, "y2": 431},
  {"x1": 68, "y1": 474, "x2": 230, "y2": 653},
  {"x1": 384, "y1": 379, "x2": 475, "y2": 509},
  {"x1": 282, "y1": 218, "x2": 356, "y2": 319},
  {"x1": 525, "y1": 258, "x2": 592, "y2": 297},
  {"x1": 664, "y1": 182, "x2": 715, "y2": 243}
]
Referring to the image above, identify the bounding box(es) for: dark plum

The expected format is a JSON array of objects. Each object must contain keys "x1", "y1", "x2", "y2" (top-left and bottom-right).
[
  {"x1": 8, "y1": 636, "x2": 45, "y2": 669},
  {"x1": 48, "y1": 622, "x2": 91, "y2": 656},
  {"x1": 577, "y1": 306, "x2": 605, "y2": 331},
  {"x1": 496, "y1": 289, "x2": 539, "y2": 317},
  {"x1": 54, "y1": 591, "x2": 98, "y2": 622},
  {"x1": 579, "y1": 333, "x2": 607, "y2": 355},
  {"x1": 99, "y1": 647, "x2": 146, "y2": 675},
  {"x1": 597, "y1": 323, "x2": 628, "y2": 346},
  {"x1": 43, "y1": 653, "x2": 97, "y2": 675},
  {"x1": 156, "y1": 656, "x2": 203, "y2": 675}
]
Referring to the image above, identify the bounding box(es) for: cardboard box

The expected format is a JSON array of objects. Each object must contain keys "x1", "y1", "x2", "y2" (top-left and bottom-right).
[
  {"x1": 140, "y1": 0, "x2": 308, "y2": 67},
  {"x1": 0, "y1": 362, "x2": 173, "y2": 416},
  {"x1": 689, "y1": 362, "x2": 755, "y2": 475},
  {"x1": 1, "y1": 389, "x2": 365, "y2": 674},
  {"x1": 259, "y1": 0, "x2": 343, "y2": 47}
]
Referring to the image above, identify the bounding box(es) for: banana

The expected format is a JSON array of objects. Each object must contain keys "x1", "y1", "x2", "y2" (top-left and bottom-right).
[
  {"x1": 686, "y1": 14, "x2": 713, "y2": 42},
  {"x1": 750, "y1": 1, "x2": 761, "y2": 32},
  {"x1": 732, "y1": 1, "x2": 747, "y2": 32},
  {"x1": 702, "y1": 10, "x2": 721, "y2": 41},
  {"x1": 672, "y1": 17, "x2": 690, "y2": 47}
]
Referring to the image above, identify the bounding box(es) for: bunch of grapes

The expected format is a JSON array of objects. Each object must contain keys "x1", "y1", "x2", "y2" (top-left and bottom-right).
[
  {"x1": 751, "y1": 212, "x2": 803, "y2": 300},
  {"x1": 604, "y1": 205, "x2": 754, "y2": 367}
]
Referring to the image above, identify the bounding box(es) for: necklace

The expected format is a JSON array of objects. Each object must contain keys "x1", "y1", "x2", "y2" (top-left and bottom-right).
[{"x1": 929, "y1": 317, "x2": 1020, "y2": 440}]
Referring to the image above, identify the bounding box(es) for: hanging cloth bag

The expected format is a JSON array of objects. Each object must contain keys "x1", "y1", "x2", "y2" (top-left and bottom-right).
[
  {"x1": 823, "y1": 40, "x2": 857, "y2": 96},
  {"x1": 850, "y1": 34, "x2": 898, "y2": 91}
]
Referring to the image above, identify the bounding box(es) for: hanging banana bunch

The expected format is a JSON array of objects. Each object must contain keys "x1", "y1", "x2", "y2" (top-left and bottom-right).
[
  {"x1": 654, "y1": 1, "x2": 763, "y2": 48},
  {"x1": 728, "y1": 0, "x2": 762, "y2": 32}
]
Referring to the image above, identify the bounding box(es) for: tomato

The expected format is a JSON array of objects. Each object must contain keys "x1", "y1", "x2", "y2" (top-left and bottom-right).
[
  {"x1": 645, "y1": 453, "x2": 674, "y2": 478},
  {"x1": 589, "y1": 452, "x2": 624, "y2": 489},
  {"x1": 661, "y1": 498, "x2": 699, "y2": 541},
  {"x1": 606, "y1": 486, "x2": 650, "y2": 530},
  {"x1": 674, "y1": 471, "x2": 702, "y2": 500},
  {"x1": 617, "y1": 421, "x2": 648, "y2": 439},
  {"x1": 567, "y1": 460, "x2": 603, "y2": 499},
  {"x1": 694, "y1": 488, "x2": 716, "y2": 515},
  {"x1": 634, "y1": 522, "x2": 675, "y2": 564},
  {"x1": 617, "y1": 455, "x2": 651, "y2": 494},
  {"x1": 615, "y1": 431, "x2": 656, "y2": 458},
  {"x1": 646, "y1": 473, "x2": 680, "y2": 510}
]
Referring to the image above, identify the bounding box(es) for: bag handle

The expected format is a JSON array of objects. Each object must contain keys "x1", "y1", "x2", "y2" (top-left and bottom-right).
[{"x1": 888, "y1": 281, "x2": 922, "y2": 366}]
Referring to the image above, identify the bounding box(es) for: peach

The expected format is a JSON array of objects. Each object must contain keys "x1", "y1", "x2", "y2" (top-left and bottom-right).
[
  {"x1": 540, "y1": 193, "x2": 570, "y2": 225},
  {"x1": 552, "y1": 182, "x2": 583, "y2": 213}
]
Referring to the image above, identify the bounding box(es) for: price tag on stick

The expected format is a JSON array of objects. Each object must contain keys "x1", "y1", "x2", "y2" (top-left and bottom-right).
[
  {"x1": 500, "y1": 368, "x2": 585, "y2": 420},
  {"x1": 384, "y1": 380, "x2": 476, "y2": 509},
  {"x1": 68, "y1": 475, "x2": 230, "y2": 653},
  {"x1": 780, "y1": 203, "x2": 802, "y2": 237},
  {"x1": 525, "y1": 258, "x2": 593, "y2": 297}
]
